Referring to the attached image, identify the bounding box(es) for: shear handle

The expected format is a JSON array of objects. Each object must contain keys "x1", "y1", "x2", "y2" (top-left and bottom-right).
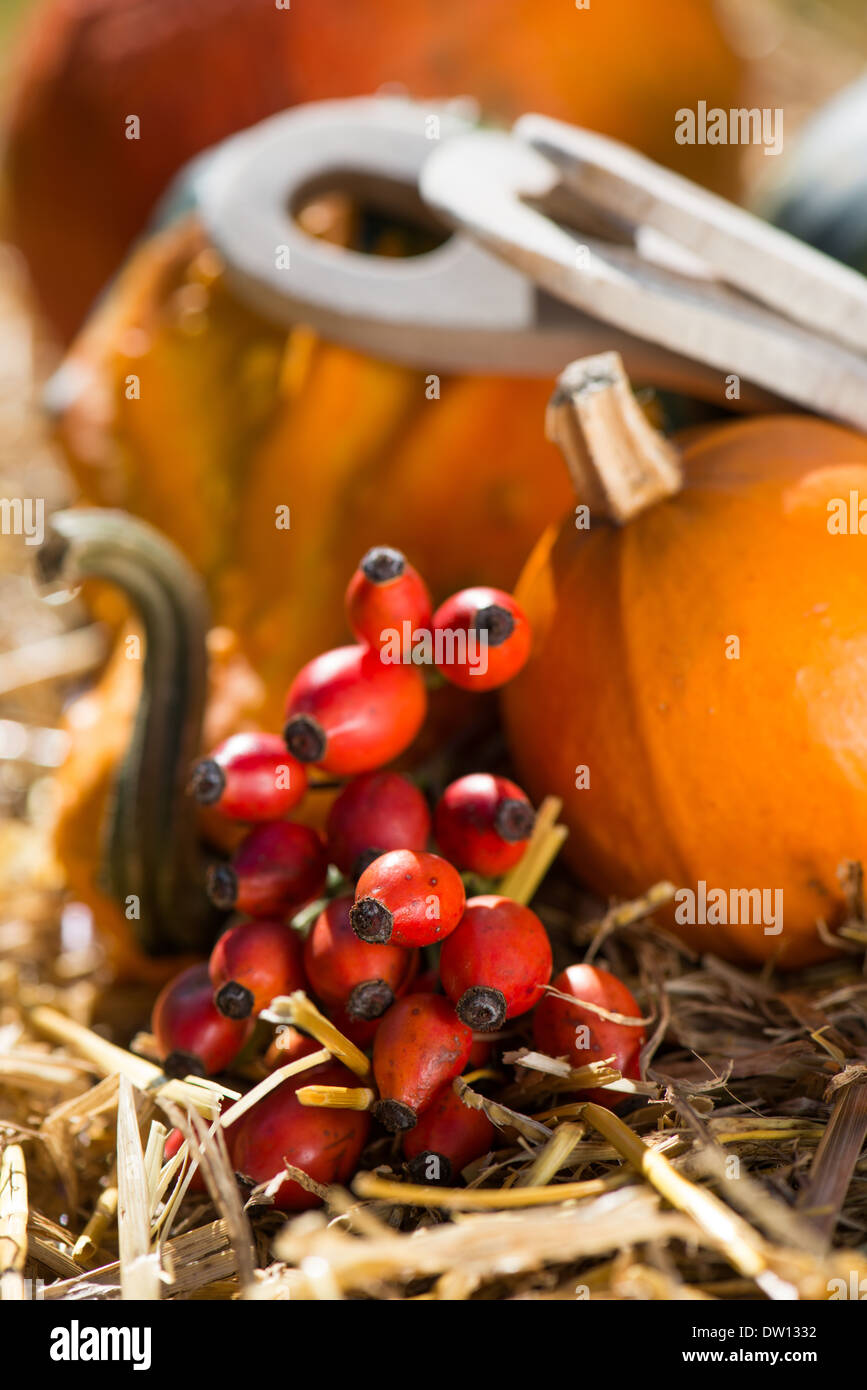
[
  {"x1": 196, "y1": 97, "x2": 536, "y2": 339},
  {"x1": 520, "y1": 114, "x2": 867, "y2": 356},
  {"x1": 193, "y1": 95, "x2": 780, "y2": 396},
  {"x1": 420, "y1": 128, "x2": 867, "y2": 431}
]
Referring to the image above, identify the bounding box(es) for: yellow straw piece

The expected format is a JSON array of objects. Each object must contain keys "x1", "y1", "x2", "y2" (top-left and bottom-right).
[
  {"x1": 353, "y1": 1168, "x2": 632, "y2": 1209},
  {"x1": 0, "y1": 1145, "x2": 28, "y2": 1301},
  {"x1": 501, "y1": 796, "x2": 568, "y2": 906},
  {"x1": 296, "y1": 1086, "x2": 376, "y2": 1111},
  {"x1": 264, "y1": 993, "x2": 371, "y2": 1078}
]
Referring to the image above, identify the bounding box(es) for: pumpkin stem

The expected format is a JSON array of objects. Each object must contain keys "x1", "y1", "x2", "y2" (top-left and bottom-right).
[
  {"x1": 36, "y1": 509, "x2": 218, "y2": 955},
  {"x1": 546, "y1": 351, "x2": 683, "y2": 523}
]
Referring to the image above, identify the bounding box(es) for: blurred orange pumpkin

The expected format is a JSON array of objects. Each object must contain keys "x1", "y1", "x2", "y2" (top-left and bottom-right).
[
  {"x1": 502, "y1": 354, "x2": 867, "y2": 967},
  {"x1": 5, "y1": 0, "x2": 743, "y2": 340},
  {"x1": 48, "y1": 210, "x2": 575, "y2": 974},
  {"x1": 52, "y1": 215, "x2": 577, "y2": 734}
]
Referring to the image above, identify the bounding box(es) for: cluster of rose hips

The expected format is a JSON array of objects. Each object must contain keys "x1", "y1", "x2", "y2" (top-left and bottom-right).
[{"x1": 149, "y1": 547, "x2": 644, "y2": 1209}]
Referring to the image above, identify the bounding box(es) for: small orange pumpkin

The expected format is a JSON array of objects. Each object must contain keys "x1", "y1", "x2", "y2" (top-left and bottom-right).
[{"x1": 502, "y1": 353, "x2": 867, "y2": 967}]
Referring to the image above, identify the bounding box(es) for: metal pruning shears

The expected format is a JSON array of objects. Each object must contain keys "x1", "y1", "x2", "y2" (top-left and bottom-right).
[{"x1": 194, "y1": 95, "x2": 867, "y2": 430}]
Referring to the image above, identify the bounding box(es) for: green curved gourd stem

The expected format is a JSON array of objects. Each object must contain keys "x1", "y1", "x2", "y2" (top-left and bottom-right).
[{"x1": 38, "y1": 509, "x2": 215, "y2": 955}]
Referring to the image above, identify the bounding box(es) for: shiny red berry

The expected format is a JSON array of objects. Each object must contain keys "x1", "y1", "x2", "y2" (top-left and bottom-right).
[
  {"x1": 351, "y1": 849, "x2": 465, "y2": 948},
  {"x1": 372, "y1": 993, "x2": 473, "y2": 1132},
  {"x1": 152, "y1": 964, "x2": 252, "y2": 1077},
  {"x1": 230, "y1": 1060, "x2": 370, "y2": 1210},
  {"x1": 328, "y1": 1001, "x2": 382, "y2": 1052},
  {"x1": 432, "y1": 586, "x2": 530, "y2": 691},
  {"x1": 345, "y1": 546, "x2": 432, "y2": 656},
  {"x1": 209, "y1": 917, "x2": 307, "y2": 1019},
  {"x1": 283, "y1": 644, "x2": 427, "y2": 775},
  {"x1": 439, "y1": 895, "x2": 552, "y2": 1030},
  {"x1": 532, "y1": 964, "x2": 645, "y2": 1109},
  {"x1": 412, "y1": 967, "x2": 442, "y2": 995},
  {"x1": 434, "y1": 773, "x2": 535, "y2": 875},
  {"x1": 325, "y1": 771, "x2": 431, "y2": 878},
  {"x1": 304, "y1": 894, "x2": 418, "y2": 1021},
  {"x1": 403, "y1": 1083, "x2": 496, "y2": 1184},
  {"x1": 164, "y1": 1126, "x2": 186, "y2": 1165},
  {"x1": 189, "y1": 732, "x2": 307, "y2": 821},
  {"x1": 468, "y1": 1036, "x2": 495, "y2": 1068},
  {"x1": 206, "y1": 821, "x2": 327, "y2": 918}
]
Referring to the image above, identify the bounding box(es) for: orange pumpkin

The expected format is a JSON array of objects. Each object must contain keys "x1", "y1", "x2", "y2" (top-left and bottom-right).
[
  {"x1": 502, "y1": 353, "x2": 867, "y2": 967},
  {"x1": 6, "y1": 0, "x2": 742, "y2": 340}
]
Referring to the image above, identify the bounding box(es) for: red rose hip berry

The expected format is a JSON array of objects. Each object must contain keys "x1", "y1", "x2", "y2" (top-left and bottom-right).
[
  {"x1": 283, "y1": 644, "x2": 427, "y2": 775},
  {"x1": 230, "y1": 1060, "x2": 370, "y2": 1211},
  {"x1": 432, "y1": 586, "x2": 530, "y2": 691},
  {"x1": 304, "y1": 894, "x2": 418, "y2": 1021},
  {"x1": 372, "y1": 993, "x2": 473, "y2": 1132},
  {"x1": 439, "y1": 895, "x2": 552, "y2": 1031},
  {"x1": 206, "y1": 821, "x2": 327, "y2": 918},
  {"x1": 325, "y1": 771, "x2": 431, "y2": 879},
  {"x1": 412, "y1": 967, "x2": 441, "y2": 995},
  {"x1": 434, "y1": 773, "x2": 534, "y2": 875},
  {"x1": 403, "y1": 1082, "x2": 496, "y2": 1185},
  {"x1": 189, "y1": 732, "x2": 307, "y2": 821},
  {"x1": 345, "y1": 546, "x2": 432, "y2": 656},
  {"x1": 152, "y1": 964, "x2": 252, "y2": 1077},
  {"x1": 351, "y1": 849, "x2": 465, "y2": 948},
  {"x1": 532, "y1": 964, "x2": 645, "y2": 1109},
  {"x1": 329, "y1": 1001, "x2": 382, "y2": 1052},
  {"x1": 209, "y1": 917, "x2": 307, "y2": 1019}
]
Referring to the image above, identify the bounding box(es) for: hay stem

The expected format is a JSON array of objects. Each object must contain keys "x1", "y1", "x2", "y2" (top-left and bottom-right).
[
  {"x1": 143, "y1": 1122, "x2": 168, "y2": 1208},
  {"x1": 116, "y1": 1077, "x2": 160, "y2": 1301},
  {"x1": 220, "y1": 1049, "x2": 331, "y2": 1130},
  {"x1": 454, "y1": 1077, "x2": 552, "y2": 1143},
  {"x1": 72, "y1": 1164, "x2": 118, "y2": 1268},
  {"x1": 0, "y1": 1144, "x2": 28, "y2": 1301},
  {"x1": 516, "y1": 1122, "x2": 586, "y2": 1188},
  {"x1": 262, "y1": 993, "x2": 370, "y2": 1077},
  {"x1": 501, "y1": 797, "x2": 567, "y2": 905},
  {"x1": 296, "y1": 1086, "x2": 375, "y2": 1111},
  {"x1": 797, "y1": 1079, "x2": 867, "y2": 1240},
  {"x1": 28, "y1": 1005, "x2": 230, "y2": 1115},
  {"x1": 353, "y1": 1168, "x2": 633, "y2": 1209},
  {"x1": 581, "y1": 1102, "x2": 779, "y2": 1291}
]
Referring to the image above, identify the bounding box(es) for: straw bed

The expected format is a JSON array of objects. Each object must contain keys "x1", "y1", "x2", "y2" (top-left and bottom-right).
[{"x1": 3, "y1": 861, "x2": 867, "y2": 1302}]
